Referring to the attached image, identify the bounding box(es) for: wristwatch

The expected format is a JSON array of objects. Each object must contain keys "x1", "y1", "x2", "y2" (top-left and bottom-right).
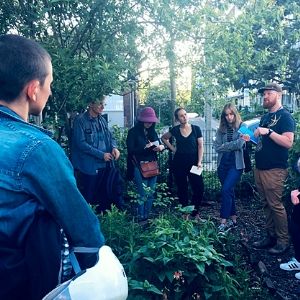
[{"x1": 266, "y1": 129, "x2": 273, "y2": 137}]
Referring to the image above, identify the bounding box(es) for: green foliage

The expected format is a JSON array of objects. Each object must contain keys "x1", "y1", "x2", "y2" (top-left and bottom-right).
[
  {"x1": 143, "y1": 81, "x2": 173, "y2": 126},
  {"x1": 121, "y1": 211, "x2": 241, "y2": 299},
  {"x1": 100, "y1": 204, "x2": 254, "y2": 299},
  {"x1": 202, "y1": 171, "x2": 221, "y2": 201},
  {"x1": 287, "y1": 110, "x2": 300, "y2": 192},
  {"x1": 98, "y1": 151, "x2": 267, "y2": 299},
  {"x1": 0, "y1": 0, "x2": 143, "y2": 124},
  {"x1": 153, "y1": 182, "x2": 176, "y2": 212},
  {"x1": 111, "y1": 126, "x2": 129, "y2": 176},
  {"x1": 126, "y1": 179, "x2": 175, "y2": 218},
  {"x1": 192, "y1": 0, "x2": 300, "y2": 113},
  {"x1": 99, "y1": 205, "x2": 143, "y2": 260}
]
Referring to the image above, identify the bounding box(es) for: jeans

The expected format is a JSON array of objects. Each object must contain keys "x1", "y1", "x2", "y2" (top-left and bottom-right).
[
  {"x1": 134, "y1": 167, "x2": 157, "y2": 219},
  {"x1": 218, "y1": 164, "x2": 242, "y2": 219},
  {"x1": 254, "y1": 168, "x2": 289, "y2": 244}
]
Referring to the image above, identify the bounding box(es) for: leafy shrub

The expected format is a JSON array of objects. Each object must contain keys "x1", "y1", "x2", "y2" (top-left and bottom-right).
[
  {"x1": 99, "y1": 206, "x2": 143, "y2": 260},
  {"x1": 100, "y1": 207, "x2": 243, "y2": 299},
  {"x1": 126, "y1": 213, "x2": 241, "y2": 299},
  {"x1": 202, "y1": 171, "x2": 221, "y2": 202}
]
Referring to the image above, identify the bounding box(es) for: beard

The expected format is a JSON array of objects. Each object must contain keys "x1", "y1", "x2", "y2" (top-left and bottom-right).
[{"x1": 263, "y1": 99, "x2": 276, "y2": 109}]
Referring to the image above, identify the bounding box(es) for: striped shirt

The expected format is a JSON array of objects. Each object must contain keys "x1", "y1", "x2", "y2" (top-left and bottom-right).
[{"x1": 227, "y1": 127, "x2": 234, "y2": 142}]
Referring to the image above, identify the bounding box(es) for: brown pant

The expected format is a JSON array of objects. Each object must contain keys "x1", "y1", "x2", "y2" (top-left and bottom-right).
[{"x1": 254, "y1": 168, "x2": 289, "y2": 245}]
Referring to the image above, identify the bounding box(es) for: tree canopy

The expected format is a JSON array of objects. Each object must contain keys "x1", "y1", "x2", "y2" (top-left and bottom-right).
[
  {"x1": 0, "y1": 0, "x2": 144, "y2": 119},
  {"x1": 192, "y1": 0, "x2": 300, "y2": 113},
  {"x1": 0, "y1": 0, "x2": 299, "y2": 125}
]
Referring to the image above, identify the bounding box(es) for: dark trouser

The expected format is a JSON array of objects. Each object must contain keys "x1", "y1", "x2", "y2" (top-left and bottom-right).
[
  {"x1": 76, "y1": 171, "x2": 99, "y2": 204},
  {"x1": 76, "y1": 167, "x2": 124, "y2": 212},
  {"x1": 172, "y1": 153, "x2": 204, "y2": 212},
  {"x1": 290, "y1": 205, "x2": 300, "y2": 261},
  {"x1": 217, "y1": 163, "x2": 243, "y2": 219}
]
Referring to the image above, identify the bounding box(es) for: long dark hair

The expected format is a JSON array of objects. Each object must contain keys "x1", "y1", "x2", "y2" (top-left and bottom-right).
[
  {"x1": 135, "y1": 121, "x2": 157, "y2": 141},
  {"x1": 219, "y1": 103, "x2": 242, "y2": 133}
]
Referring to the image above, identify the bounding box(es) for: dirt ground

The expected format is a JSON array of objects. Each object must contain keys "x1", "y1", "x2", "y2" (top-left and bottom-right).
[{"x1": 200, "y1": 195, "x2": 300, "y2": 300}]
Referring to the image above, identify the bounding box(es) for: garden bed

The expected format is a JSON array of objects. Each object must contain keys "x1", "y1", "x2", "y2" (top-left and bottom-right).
[
  {"x1": 100, "y1": 180, "x2": 300, "y2": 299},
  {"x1": 201, "y1": 196, "x2": 300, "y2": 300}
]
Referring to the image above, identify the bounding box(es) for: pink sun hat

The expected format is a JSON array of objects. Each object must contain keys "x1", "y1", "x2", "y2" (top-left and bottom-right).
[{"x1": 137, "y1": 107, "x2": 159, "y2": 123}]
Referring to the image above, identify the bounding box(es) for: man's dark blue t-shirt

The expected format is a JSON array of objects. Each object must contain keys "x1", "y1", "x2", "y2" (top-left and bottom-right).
[{"x1": 255, "y1": 108, "x2": 295, "y2": 170}]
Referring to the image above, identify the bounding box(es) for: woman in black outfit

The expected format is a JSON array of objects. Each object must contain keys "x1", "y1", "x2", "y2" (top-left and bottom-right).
[{"x1": 162, "y1": 107, "x2": 204, "y2": 217}]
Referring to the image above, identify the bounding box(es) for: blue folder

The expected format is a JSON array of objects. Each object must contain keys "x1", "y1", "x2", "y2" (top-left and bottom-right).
[{"x1": 238, "y1": 126, "x2": 258, "y2": 144}]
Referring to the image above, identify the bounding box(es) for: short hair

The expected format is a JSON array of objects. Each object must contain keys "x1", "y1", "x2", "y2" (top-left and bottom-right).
[
  {"x1": 0, "y1": 34, "x2": 51, "y2": 102},
  {"x1": 219, "y1": 103, "x2": 242, "y2": 132},
  {"x1": 85, "y1": 94, "x2": 106, "y2": 106}
]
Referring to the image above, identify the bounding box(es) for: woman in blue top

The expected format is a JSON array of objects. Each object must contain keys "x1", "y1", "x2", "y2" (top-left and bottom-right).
[
  {"x1": 162, "y1": 107, "x2": 204, "y2": 217},
  {"x1": 214, "y1": 103, "x2": 248, "y2": 231}
]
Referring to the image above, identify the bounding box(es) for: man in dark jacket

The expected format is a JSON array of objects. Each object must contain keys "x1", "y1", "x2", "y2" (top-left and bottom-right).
[{"x1": 72, "y1": 97, "x2": 123, "y2": 211}]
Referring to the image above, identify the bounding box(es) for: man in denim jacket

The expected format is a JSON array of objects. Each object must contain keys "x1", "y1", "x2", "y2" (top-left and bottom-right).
[
  {"x1": 0, "y1": 35, "x2": 105, "y2": 300},
  {"x1": 72, "y1": 97, "x2": 122, "y2": 211}
]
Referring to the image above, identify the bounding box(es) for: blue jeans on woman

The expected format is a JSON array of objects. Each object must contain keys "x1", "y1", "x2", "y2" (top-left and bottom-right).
[
  {"x1": 134, "y1": 167, "x2": 157, "y2": 220},
  {"x1": 217, "y1": 162, "x2": 243, "y2": 219}
]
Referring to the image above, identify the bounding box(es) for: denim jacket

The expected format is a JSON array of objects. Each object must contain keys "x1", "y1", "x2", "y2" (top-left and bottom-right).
[
  {"x1": 0, "y1": 106, "x2": 105, "y2": 254},
  {"x1": 213, "y1": 128, "x2": 245, "y2": 170},
  {"x1": 71, "y1": 111, "x2": 117, "y2": 175}
]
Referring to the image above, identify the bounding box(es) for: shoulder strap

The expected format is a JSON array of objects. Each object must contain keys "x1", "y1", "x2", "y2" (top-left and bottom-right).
[{"x1": 191, "y1": 124, "x2": 198, "y2": 139}]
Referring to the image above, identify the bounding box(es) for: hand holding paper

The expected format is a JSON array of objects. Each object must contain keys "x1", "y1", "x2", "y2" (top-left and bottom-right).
[{"x1": 190, "y1": 165, "x2": 203, "y2": 176}]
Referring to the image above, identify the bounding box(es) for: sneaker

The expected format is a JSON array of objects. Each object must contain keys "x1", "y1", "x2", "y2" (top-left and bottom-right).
[
  {"x1": 253, "y1": 236, "x2": 277, "y2": 249},
  {"x1": 218, "y1": 222, "x2": 232, "y2": 232},
  {"x1": 218, "y1": 223, "x2": 227, "y2": 231},
  {"x1": 227, "y1": 220, "x2": 233, "y2": 227},
  {"x1": 295, "y1": 272, "x2": 300, "y2": 280},
  {"x1": 280, "y1": 258, "x2": 300, "y2": 271},
  {"x1": 227, "y1": 219, "x2": 237, "y2": 228},
  {"x1": 268, "y1": 243, "x2": 290, "y2": 255}
]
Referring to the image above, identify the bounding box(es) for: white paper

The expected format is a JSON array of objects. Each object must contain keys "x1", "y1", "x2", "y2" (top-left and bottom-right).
[
  {"x1": 190, "y1": 165, "x2": 203, "y2": 176},
  {"x1": 152, "y1": 140, "x2": 159, "y2": 146}
]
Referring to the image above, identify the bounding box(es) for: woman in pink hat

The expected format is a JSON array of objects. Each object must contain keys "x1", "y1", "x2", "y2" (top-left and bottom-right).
[{"x1": 126, "y1": 107, "x2": 165, "y2": 221}]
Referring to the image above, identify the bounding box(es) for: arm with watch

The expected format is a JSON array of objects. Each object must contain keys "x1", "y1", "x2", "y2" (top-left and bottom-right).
[{"x1": 254, "y1": 126, "x2": 294, "y2": 149}]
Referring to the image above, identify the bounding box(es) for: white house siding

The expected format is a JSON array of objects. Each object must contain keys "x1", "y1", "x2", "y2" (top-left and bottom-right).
[{"x1": 105, "y1": 94, "x2": 125, "y2": 128}]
